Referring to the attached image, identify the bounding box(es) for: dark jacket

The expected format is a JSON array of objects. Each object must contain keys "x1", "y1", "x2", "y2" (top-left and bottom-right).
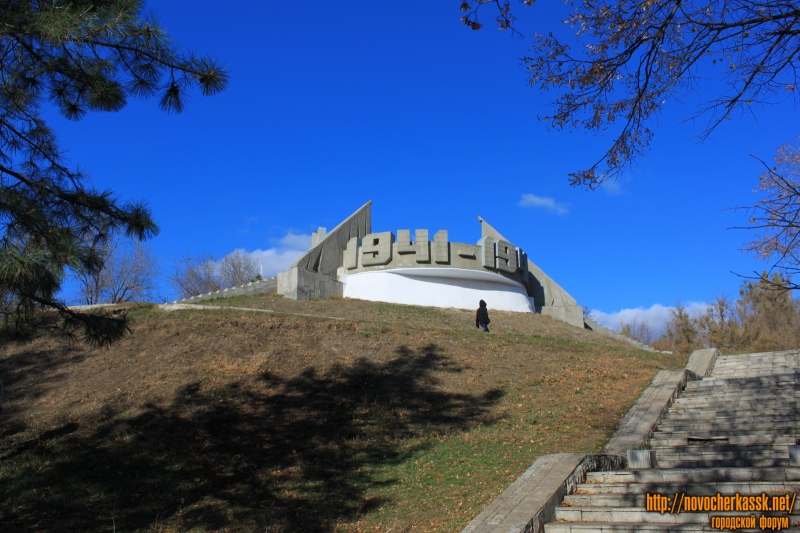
[{"x1": 476, "y1": 300, "x2": 490, "y2": 327}]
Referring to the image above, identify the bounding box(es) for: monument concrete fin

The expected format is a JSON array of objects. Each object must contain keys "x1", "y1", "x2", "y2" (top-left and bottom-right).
[
  {"x1": 526, "y1": 258, "x2": 577, "y2": 308},
  {"x1": 291, "y1": 200, "x2": 372, "y2": 278},
  {"x1": 477, "y1": 216, "x2": 509, "y2": 242}
]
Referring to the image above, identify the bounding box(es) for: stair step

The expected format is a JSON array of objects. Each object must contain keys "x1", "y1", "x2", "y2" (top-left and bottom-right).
[
  {"x1": 683, "y1": 382, "x2": 800, "y2": 390},
  {"x1": 686, "y1": 378, "x2": 798, "y2": 384},
  {"x1": 655, "y1": 450, "x2": 789, "y2": 460},
  {"x1": 575, "y1": 481, "x2": 800, "y2": 494},
  {"x1": 671, "y1": 402, "x2": 800, "y2": 410},
  {"x1": 586, "y1": 467, "x2": 800, "y2": 484},
  {"x1": 690, "y1": 382, "x2": 800, "y2": 390},
  {"x1": 562, "y1": 491, "x2": 796, "y2": 506},
  {"x1": 665, "y1": 414, "x2": 800, "y2": 422},
  {"x1": 660, "y1": 416, "x2": 800, "y2": 425},
  {"x1": 553, "y1": 508, "x2": 795, "y2": 525},
  {"x1": 564, "y1": 493, "x2": 652, "y2": 507},
  {"x1": 657, "y1": 459, "x2": 789, "y2": 468},
  {"x1": 669, "y1": 407, "x2": 800, "y2": 415},
  {"x1": 688, "y1": 378, "x2": 799, "y2": 384},
  {"x1": 706, "y1": 376, "x2": 800, "y2": 380},
  {"x1": 671, "y1": 397, "x2": 800, "y2": 406},
  {"x1": 670, "y1": 399, "x2": 800, "y2": 408},
  {"x1": 651, "y1": 444, "x2": 789, "y2": 453},
  {"x1": 711, "y1": 370, "x2": 800, "y2": 374},
  {"x1": 546, "y1": 521, "x2": 800, "y2": 532},
  {"x1": 554, "y1": 507, "x2": 707, "y2": 524},
  {"x1": 670, "y1": 400, "x2": 799, "y2": 408},
  {"x1": 686, "y1": 374, "x2": 798, "y2": 382},
  {"x1": 688, "y1": 380, "x2": 799, "y2": 385},
  {"x1": 562, "y1": 492, "x2": 648, "y2": 507},
  {"x1": 653, "y1": 428, "x2": 799, "y2": 437},
  {"x1": 689, "y1": 379, "x2": 800, "y2": 388},
  {"x1": 650, "y1": 436, "x2": 796, "y2": 447},
  {"x1": 656, "y1": 421, "x2": 800, "y2": 432},
  {"x1": 670, "y1": 406, "x2": 800, "y2": 413},
  {"x1": 555, "y1": 507, "x2": 797, "y2": 529}
]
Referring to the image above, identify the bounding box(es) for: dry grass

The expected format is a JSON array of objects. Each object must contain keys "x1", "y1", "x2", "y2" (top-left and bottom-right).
[{"x1": 0, "y1": 296, "x2": 686, "y2": 532}]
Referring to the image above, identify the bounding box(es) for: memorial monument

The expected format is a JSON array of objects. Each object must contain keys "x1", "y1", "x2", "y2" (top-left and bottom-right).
[{"x1": 276, "y1": 200, "x2": 584, "y2": 328}]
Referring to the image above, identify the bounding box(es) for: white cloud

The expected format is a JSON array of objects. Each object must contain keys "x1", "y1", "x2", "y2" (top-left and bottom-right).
[
  {"x1": 601, "y1": 180, "x2": 623, "y2": 195},
  {"x1": 519, "y1": 194, "x2": 569, "y2": 215},
  {"x1": 276, "y1": 232, "x2": 311, "y2": 251},
  {"x1": 591, "y1": 302, "x2": 709, "y2": 335},
  {"x1": 246, "y1": 248, "x2": 306, "y2": 277},
  {"x1": 237, "y1": 232, "x2": 311, "y2": 278}
]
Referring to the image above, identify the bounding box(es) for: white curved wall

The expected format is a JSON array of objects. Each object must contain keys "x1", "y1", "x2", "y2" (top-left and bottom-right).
[{"x1": 341, "y1": 268, "x2": 533, "y2": 313}]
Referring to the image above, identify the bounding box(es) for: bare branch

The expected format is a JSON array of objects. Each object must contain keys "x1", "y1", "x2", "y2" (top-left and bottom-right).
[{"x1": 463, "y1": 0, "x2": 800, "y2": 186}]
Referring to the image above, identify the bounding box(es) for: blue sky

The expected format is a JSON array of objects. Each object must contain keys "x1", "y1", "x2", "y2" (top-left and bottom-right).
[{"x1": 51, "y1": 2, "x2": 797, "y2": 332}]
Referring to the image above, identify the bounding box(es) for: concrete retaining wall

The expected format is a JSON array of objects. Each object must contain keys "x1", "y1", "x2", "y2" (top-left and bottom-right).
[
  {"x1": 541, "y1": 305, "x2": 585, "y2": 329},
  {"x1": 277, "y1": 267, "x2": 343, "y2": 301},
  {"x1": 526, "y1": 260, "x2": 577, "y2": 311}
]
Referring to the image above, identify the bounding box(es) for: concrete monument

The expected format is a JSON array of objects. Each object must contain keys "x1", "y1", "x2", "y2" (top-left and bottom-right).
[{"x1": 276, "y1": 201, "x2": 585, "y2": 328}]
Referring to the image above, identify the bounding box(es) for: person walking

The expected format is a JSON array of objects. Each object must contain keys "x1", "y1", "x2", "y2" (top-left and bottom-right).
[{"x1": 476, "y1": 300, "x2": 490, "y2": 333}]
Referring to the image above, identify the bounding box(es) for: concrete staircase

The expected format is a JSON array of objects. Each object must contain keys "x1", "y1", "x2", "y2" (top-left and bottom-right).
[{"x1": 546, "y1": 350, "x2": 800, "y2": 532}]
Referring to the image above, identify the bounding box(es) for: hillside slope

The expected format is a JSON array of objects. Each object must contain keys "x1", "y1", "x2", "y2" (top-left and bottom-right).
[{"x1": 0, "y1": 296, "x2": 685, "y2": 533}]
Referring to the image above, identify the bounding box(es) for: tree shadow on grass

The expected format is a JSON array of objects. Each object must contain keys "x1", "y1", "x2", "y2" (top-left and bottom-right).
[
  {"x1": 0, "y1": 343, "x2": 87, "y2": 438},
  {"x1": 1, "y1": 343, "x2": 502, "y2": 532}
]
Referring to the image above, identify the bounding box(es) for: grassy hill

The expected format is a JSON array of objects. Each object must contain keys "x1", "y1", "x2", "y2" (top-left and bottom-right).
[{"x1": 0, "y1": 295, "x2": 685, "y2": 533}]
